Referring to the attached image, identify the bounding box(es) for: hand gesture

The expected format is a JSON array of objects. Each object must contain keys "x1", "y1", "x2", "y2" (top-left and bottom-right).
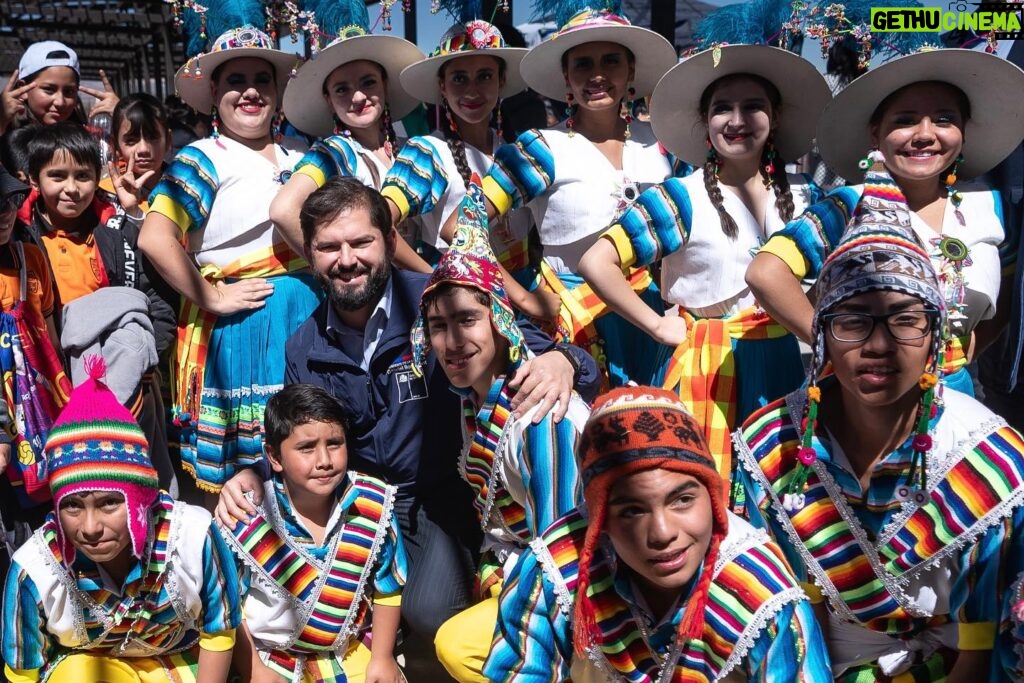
[
  {"x1": 108, "y1": 156, "x2": 156, "y2": 215},
  {"x1": 213, "y1": 468, "x2": 264, "y2": 527},
  {"x1": 365, "y1": 655, "x2": 404, "y2": 683},
  {"x1": 80, "y1": 70, "x2": 119, "y2": 118},
  {"x1": 206, "y1": 278, "x2": 275, "y2": 316},
  {"x1": 0, "y1": 70, "x2": 36, "y2": 132},
  {"x1": 652, "y1": 313, "x2": 688, "y2": 346},
  {"x1": 508, "y1": 350, "x2": 575, "y2": 423}
]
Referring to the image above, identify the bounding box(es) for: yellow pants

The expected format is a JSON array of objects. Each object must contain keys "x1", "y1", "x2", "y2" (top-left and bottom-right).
[
  {"x1": 43, "y1": 652, "x2": 196, "y2": 683},
  {"x1": 434, "y1": 597, "x2": 499, "y2": 683}
]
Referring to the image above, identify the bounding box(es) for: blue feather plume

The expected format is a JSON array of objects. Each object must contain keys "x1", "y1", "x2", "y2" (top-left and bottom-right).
[
  {"x1": 182, "y1": 0, "x2": 267, "y2": 57},
  {"x1": 433, "y1": 0, "x2": 483, "y2": 23},
  {"x1": 819, "y1": 0, "x2": 931, "y2": 58},
  {"x1": 300, "y1": 0, "x2": 369, "y2": 38},
  {"x1": 530, "y1": 0, "x2": 622, "y2": 28},
  {"x1": 694, "y1": 0, "x2": 797, "y2": 50}
]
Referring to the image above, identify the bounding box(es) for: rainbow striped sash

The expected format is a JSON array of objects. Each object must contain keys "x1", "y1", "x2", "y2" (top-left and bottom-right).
[
  {"x1": 461, "y1": 380, "x2": 530, "y2": 545},
  {"x1": 737, "y1": 391, "x2": 1024, "y2": 632},
  {"x1": 532, "y1": 510, "x2": 802, "y2": 681},
  {"x1": 226, "y1": 475, "x2": 396, "y2": 666},
  {"x1": 41, "y1": 494, "x2": 190, "y2": 654}
]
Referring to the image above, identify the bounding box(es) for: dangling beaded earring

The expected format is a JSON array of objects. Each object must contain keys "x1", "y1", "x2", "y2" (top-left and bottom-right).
[
  {"x1": 380, "y1": 104, "x2": 395, "y2": 159},
  {"x1": 945, "y1": 153, "x2": 965, "y2": 226},
  {"x1": 706, "y1": 137, "x2": 720, "y2": 177},
  {"x1": 762, "y1": 136, "x2": 777, "y2": 189},
  {"x1": 622, "y1": 85, "x2": 636, "y2": 141},
  {"x1": 565, "y1": 92, "x2": 576, "y2": 137},
  {"x1": 210, "y1": 105, "x2": 220, "y2": 139}
]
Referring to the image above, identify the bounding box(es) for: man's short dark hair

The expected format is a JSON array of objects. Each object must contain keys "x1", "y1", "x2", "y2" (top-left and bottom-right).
[
  {"x1": 299, "y1": 176, "x2": 392, "y2": 248},
  {"x1": 27, "y1": 121, "x2": 100, "y2": 179},
  {"x1": 264, "y1": 384, "x2": 351, "y2": 452}
]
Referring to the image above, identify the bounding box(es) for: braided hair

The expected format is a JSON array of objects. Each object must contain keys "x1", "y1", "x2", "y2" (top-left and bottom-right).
[
  {"x1": 437, "y1": 56, "x2": 507, "y2": 190},
  {"x1": 699, "y1": 73, "x2": 795, "y2": 239}
]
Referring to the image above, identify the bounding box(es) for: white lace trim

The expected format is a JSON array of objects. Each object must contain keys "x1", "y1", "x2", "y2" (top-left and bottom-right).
[
  {"x1": 529, "y1": 536, "x2": 575, "y2": 617},
  {"x1": 330, "y1": 480, "x2": 397, "y2": 650},
  {"x1": 220, "y1": 478, "x2": 397, "y2": 652},
  {"x1": 459, "y1": 397, "x2": 520, "y2": 540},
  {"x1": 718, "y1": 586, "x2": 806, "y2": 681}
]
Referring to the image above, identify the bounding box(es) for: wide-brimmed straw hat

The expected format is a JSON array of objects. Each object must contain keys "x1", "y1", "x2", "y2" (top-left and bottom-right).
[
  {"x1": 520, "y1": 8, "x2": 677, "y2": 101},
  {"x1": 175, "y1": 25, "x2": 298, "y2": 114},
  {"x1": 817, "y1": 48, "x2": 1024, "y2": 181},
  {"x1": 650, "y1": 44, "x2": 831, "y2": 166},
  {"x1": 284, "y1": 27, "x2": 425, "y2": 138},
  {"x1": 400, "y1": 20, "x2": 527, "y2": 105}
]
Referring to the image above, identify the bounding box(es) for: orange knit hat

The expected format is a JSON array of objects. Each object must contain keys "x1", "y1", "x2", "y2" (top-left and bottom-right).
[{"x1": 573, "y1": 386, "x2": 729, "y2": 655}]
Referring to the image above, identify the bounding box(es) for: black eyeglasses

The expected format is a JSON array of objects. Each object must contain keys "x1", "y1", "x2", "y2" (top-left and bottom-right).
[{"x1": 823, "y1": 309, "x2": 939, "y2": 343}]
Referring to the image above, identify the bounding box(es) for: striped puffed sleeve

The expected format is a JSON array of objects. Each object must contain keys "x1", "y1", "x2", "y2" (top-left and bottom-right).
[
  {"x1": 520, "y1": 413, "x2": 582, "y2": 537},
  {"x1": 599, "y1": 177, "x2": 696, "y2": 270},
  {"x1": 372, "y1": 507, "x2": 408, "y2": 605},
  {"x1": 198, "y1": 522, "x2": 243, "y2": 638},
  {"x1": 757, "y1": 185, "x2": 861, "y2": 279},
  {"x1": 292, "y1": 136, "x2": 361, "y2": 189},
  {"x1": 148, "y1": 144, "x2": 220, "y2": 234},
  {"x1": 482, "y1": 129, "x2": 554, "y2": 217},
  {"x1": 483, "y1": 548, "x2": 572, "y2": 682},
  {"x1": 1, "y1": 559, "x2": 52, "y2": 675},
  {"x1": 745, "y1": 600, "x2": 833, "y2": 682},
  {"x1": 380, "y1": 136, "x2": 449, "y2": 222}
]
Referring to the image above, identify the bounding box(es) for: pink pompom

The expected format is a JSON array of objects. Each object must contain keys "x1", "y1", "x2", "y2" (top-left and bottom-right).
[
  {"x1": 912, "y1": 434, "x2": 932, "y2": 452},
  {"x1": 83, "y1": 354, "x2": 107, "y2": 381},
  {"x1": 798, "y1": 447, "x2": 817, "y2": 466}
]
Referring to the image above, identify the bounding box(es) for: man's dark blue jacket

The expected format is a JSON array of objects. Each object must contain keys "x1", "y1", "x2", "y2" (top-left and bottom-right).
[{"x1": 284, "y1": 268, "x2": 599, "y2": 495}]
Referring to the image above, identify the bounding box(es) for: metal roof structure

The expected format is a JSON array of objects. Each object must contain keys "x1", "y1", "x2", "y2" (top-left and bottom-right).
[
  {"x1": 0, "y1": 0, "x2": 190, "y2": 98},
  {"x1": 1, "y1": 1, "x2": 692, "y2": 100}
]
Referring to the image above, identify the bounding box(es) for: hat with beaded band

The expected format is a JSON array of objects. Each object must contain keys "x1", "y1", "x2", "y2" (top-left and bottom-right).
[
  {"x1": 46, "y1": 356, "x2": 158, "y2": 564},
  {"x1": 282, "y1": 0, "x2": 425, "y2": 139},
  {"x1": 400, "y1": 19, "x2": 528, "y2": 105}
]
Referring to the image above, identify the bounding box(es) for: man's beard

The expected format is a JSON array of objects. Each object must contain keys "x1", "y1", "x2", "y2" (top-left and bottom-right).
[{"x1": 316, "y1": 260, "x2": 391, "y2": 312}]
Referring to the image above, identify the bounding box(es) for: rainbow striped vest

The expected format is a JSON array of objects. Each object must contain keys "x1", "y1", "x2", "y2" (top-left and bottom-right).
[
  {"x1": 223, "y1": 474, "x2": 396, "y2": 670},
  {"x1": 736, "y1": 387, "x2": 1024, "y2": 633}
]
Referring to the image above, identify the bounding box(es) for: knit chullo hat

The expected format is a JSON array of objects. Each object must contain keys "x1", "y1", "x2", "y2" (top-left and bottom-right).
[
  {"x1": 573, "y1": 386, "x2": 728, "y2": 655},
  {"x1": 786, "y1": 150, "x2": 944, "y2": 510},
  {"x1": 46, "y1": 356, "x2": 158, "y2": 563},
  {"x1": 412, "y1": 175, "x2": 526, "y2": 376}
]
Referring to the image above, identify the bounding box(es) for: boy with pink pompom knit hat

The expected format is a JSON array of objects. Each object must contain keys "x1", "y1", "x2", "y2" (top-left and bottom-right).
[{"x1": 0, "y1": 357, "x2": 242, "y2": 683}]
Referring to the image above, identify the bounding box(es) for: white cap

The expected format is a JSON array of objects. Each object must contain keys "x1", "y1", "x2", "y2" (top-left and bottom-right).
[{"x1": 18, "y1": 41, "x2": 79, "y2": 80}]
